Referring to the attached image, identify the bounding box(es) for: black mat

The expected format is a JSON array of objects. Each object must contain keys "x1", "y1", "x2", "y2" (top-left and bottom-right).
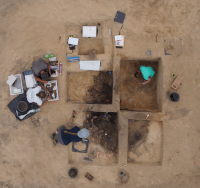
[
  {"x1": 72, "y1": 139, "x2": 89, "y2": 153},
  {"x1": 7, "y1": 92, "x2": 40, "y2": 121},
  {"x1": 114, "y1": 11, "x2": 126, "y2": 24}
]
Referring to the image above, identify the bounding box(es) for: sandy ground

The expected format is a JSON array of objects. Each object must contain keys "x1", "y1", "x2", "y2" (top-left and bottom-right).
[{"x1": 0, "y1": 0, "x2": 200, "y2": 187}]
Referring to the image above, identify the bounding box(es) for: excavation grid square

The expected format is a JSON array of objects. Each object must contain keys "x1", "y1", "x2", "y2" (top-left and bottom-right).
[
  {"x1": 120, "y1": 59, "x2": 163, "y2": 111},
  {"x1": 128, "y1": 120, "x2": 163, "y2": 165}
]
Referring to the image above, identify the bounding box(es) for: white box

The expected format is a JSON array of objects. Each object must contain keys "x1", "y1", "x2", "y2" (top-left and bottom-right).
[
  {"x1": 44, "y1": 80, "x2": 59, "y2": 101},
  {"x1": 79, "y1": 61, "x2": 101, "y2": 71},
  {"x1": 68, "y1": 37, "x2": 79, "y2": 45},
  {"x1": 82, "y1": 26, "x2": 97, "y2": 37},
  {"x1": 8, "y1": 74, "x2": 24, "y2": 95},
  {"x1": 115, "y1": 35, "x2": 124, "y2": 46}
]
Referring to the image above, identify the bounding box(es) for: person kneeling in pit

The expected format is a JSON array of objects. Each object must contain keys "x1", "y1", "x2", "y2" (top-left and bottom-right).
[
  {"x1": 50, "y1": 124, "x2": 89, "y2": 146},
  {"x1": 26, "y1": 85, "x2": 51, "y2": 107},
  {"x1": 135, "y1": 65, "x2": 155, "y2": 85}
]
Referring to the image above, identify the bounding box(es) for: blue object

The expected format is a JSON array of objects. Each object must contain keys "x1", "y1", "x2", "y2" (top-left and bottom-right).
[
  {"x1": 106, "y1": 137, "x2": 112, "y2": 142},
  {"x1": 164, "y1": 49, "x2": 171, "y2": 55},
  {"x1": 140, "y1": 66, "x2": 155, "y2": 80},
  {"x1": 129, "y1": 120, "x2": 131, "y2": 122},
  {"x1": 109, "y1": 71, "x2": 112, "y2": 74},
  {"x1": 128, "y1": 159, "x2": 130, "y2": 161},
  {"x1": 68, "y1": 99, "x2": 70, "y2": 101},
  {"x1": 67, "y1": 56, "x2": 80, "y2": 62},
  {"x1": 104, "y1": 115, "x2": 106, "y2": 117},
  {"x1": 61, "y1": 126, "x2": 82, "y2": 145},
  {"x1": 132, "y1": 115, "x2": 135, "y2": 116}
]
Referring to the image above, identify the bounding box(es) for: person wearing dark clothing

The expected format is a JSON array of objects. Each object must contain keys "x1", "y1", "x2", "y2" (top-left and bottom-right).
[
  {"x1": 31, "y1": 58, "x2": 51, "y2": 84},
  {"x1": 50, "y1": 125, "x2": 89, "y2": 146}
]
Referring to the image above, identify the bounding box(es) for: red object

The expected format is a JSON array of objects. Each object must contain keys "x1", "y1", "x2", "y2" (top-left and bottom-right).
[
  {"x1": 75, "y1": 113, "x2": 77, "y2": 114},
  {"x1": 194, "y1": 162, "x2": 196, "y2": 164},
  {"x1": 107, "y1": 100, "x2": 109, "y2": 102},
  {"x1": 159, "y1": 121, "x2": 162, "y2": 124}
]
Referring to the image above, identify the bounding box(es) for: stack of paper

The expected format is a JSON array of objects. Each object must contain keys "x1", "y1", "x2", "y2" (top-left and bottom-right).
[{"x1": 25, "y1": 75, "x2": 35, "y2": 88}]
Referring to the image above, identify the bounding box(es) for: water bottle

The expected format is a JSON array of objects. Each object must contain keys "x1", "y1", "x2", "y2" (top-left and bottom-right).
[{"x1": 43, "y1": 54, "x2": 55, "y2": 58}]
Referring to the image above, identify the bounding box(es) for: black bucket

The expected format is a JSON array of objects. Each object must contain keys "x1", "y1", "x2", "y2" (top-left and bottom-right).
[
  {"x1": 68, "y1": 167, "x2": 78, "y2": 178},
  {"x1": 17, "y1": 101, "x2": 28, "y2": 112},
  {"x1": 169, "y1": 92, "x2": 180, "y2": 102}
]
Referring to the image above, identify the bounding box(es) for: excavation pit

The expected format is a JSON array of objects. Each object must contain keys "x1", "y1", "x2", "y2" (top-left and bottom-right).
[
  {"x1": 68, "y1": 112, "x2": 118, "y2": 165},
  {"x1": 120, "y1": 58, "x2": 163, "y2": 112},
  {"x1": 128, "y1": 120, "x2": 163, "y2": 165},
  {"x1": 78, "y1": 38, "x2": 104, "y2": 55},
  {"x1": 67, "y1": 71, "x2": 113, "y2": 104}
]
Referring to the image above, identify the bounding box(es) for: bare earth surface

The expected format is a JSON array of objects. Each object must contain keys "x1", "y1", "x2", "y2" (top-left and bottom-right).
[{"x1": 0, "y1": 0, "x2": 200, "y2": 188}]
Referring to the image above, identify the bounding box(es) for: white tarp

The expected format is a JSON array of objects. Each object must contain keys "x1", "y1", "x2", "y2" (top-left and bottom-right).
[
  {"x1": 79, "y1": 61, "x2": 101, "y2": 71},
  {"x1": 68, "y1": 37, "x2": 79, "y2": 45},
  {"x1": 82, "y1": 26, "x2": 97, "y2": 37}
]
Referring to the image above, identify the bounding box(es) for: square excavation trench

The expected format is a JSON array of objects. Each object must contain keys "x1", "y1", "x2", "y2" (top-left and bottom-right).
[
  {"x1": 128, "y1": 120, "x2": 163, "y2": 165},
  {"x1": 65, "y1": 24, "x2": 104, "y2": 55},
  {"x1": 78, "y1": 38, "x2": 104, "y2": 55},
  {"x1": 67, "y1": 71, "x2": 113, "y2": 104},
  {"x1": 68, "y1": 112, "x2": 118, "y2": 165},
  {"x1": 120, "y1": 58, "x2": 163, "y2": 111}
]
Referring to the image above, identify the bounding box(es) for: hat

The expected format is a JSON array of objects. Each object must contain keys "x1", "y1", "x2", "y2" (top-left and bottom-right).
[
  {"x1": 41, "y1": 72, "x2": 49, "y2": 80},
  {"x1": 77, "y1": 128, "x2": 89, "y2": 138}
]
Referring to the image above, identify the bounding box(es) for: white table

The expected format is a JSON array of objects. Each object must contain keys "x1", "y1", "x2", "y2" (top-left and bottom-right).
[
  {"x1": 82, "y1": 26, "x2": 97, "y2": 37},
  {"x1": 79, "y1": 61, "x2": 101, "y2": 71}
]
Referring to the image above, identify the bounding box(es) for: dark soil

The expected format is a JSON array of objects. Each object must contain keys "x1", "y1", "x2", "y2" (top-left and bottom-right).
[
  {"x1": 128, "y1": 120, "x2": 150, "y2": 153},
  {"x1": 86, "y1": 71, "x2": 113, "y2": 104},
  {"x1": 83, "y1": 112, "x2": 118, "y2": 153}
]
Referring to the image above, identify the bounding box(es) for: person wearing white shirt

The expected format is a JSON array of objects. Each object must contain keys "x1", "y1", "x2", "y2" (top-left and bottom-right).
[{"x1": 26, "y1": 86, "x2": 50, "y2": 107}]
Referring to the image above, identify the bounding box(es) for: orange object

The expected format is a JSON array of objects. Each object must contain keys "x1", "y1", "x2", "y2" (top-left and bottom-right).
[
  {"x1": 51, "y1": 102, "x2": 55, "y2": 103},
  {"x1": 97, "y1": 152, "x2": 110, "y2": 160},
  {"x1": 81, "y1": 106, "x2": 84, "y2": 109}
]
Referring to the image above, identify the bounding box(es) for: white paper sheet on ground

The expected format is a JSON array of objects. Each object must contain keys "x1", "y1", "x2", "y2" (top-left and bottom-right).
[
  {"x1": 6, "y1": 75, "x2": 17, "y2": 86},
  {"x1": 68, "y1": 37, "x2": 79, "y2": 45},
  {"x1": 82, "y1": 26, "x2": 97, "y2": 37},
  {"x1": 79, "y1": 61, "x2": 101, "y2": 71},
  {"x1": 25, "y1": 75, "x2": 35, "y2": 88}
]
